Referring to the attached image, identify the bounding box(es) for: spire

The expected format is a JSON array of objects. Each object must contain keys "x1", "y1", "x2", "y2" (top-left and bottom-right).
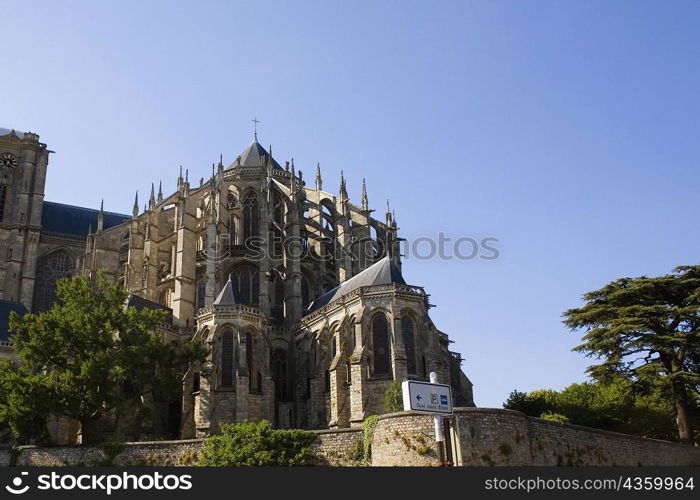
[
  {"x1": 185, "y1": 168, "x2": 189, "y2": 184},
  {"x1": 339, "y1": 170, "x2": 348, "y2": 200},
  {"x1": 97, "y1": 198, "x2": 104, "y2": 231},
  {"x1": 386, "y1": 199, "x2": 393, "y2": 225},
  {"x1": 316, "y1": 162, "x2": 322, "y2": 190},
  {"x1": 157, "y1": 181, "x2": 163, "y2": 203},
  {"x1": 290, "y1": 159, "x2": 296, "y2": 191},
  {"x1": 361, "y1": 178, "x2": 368, "y2": 211},
  {"x1": 149, "y1": 183, "x2": 155, "y2": 209},
  {"x1": 132, "y1": 190, "x2": 139, "y2": 218}
]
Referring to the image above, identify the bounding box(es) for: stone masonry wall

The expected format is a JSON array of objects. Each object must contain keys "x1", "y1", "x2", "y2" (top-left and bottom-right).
[
  {"x1": 0, "y1": 446, "x2": 11, "y2": 467},
  {"x1": 371, "y1": 412, "x2": 439, "y2": 466},
  {"x1": 2, "y1": 409, "x2": 698, "y2": 466},
  {"x1": 6, "y1": 429, "x2": 362, "y2": 467},
  {"x1": 371, "y1": 408, "x2": 700, "y2": 467},
  {"x1": 313, "y1": 428, "x2": 362, "y2": 466}
]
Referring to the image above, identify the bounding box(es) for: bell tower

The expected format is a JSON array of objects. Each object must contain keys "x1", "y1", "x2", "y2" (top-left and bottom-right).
[{"x1": 0, "y1": 128, "x2": 50, "y2": 308}]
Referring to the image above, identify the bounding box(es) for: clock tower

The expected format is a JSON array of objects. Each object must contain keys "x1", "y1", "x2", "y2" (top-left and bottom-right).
[{"x1": 0, "y1": 128, "x2": 50, "y2": 307}]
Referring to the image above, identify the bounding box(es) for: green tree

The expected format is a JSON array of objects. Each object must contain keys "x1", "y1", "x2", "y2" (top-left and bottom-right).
[
  {"x1": 198, "y1": 420, "x2": 317, "y2": 466},
  {"x1": 563, "y1": 266, "x2": 700, "y2": 444},
  {"x1": 384, "y1": 380, "x2": 404, "y2": 413},
  {"x1": 0, "y1": 272, "x2": 206, "y2": 444},
  {"x1": 504, "y1": 377, "x2": 688, "y2": 442}
]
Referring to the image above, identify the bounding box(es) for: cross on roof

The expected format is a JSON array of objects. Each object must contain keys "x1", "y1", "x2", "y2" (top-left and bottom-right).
[{"x1": 252, "y1": 117, "x2": 260, "y2": 140}]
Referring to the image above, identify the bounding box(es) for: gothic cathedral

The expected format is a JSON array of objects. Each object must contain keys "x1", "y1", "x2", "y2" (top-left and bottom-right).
[{"x1": 0, "y1": 127, "x2": 473, "y2": 441}]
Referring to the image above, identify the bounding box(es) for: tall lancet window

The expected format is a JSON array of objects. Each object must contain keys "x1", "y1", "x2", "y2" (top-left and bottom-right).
[
  {"x1": 221, "y1": 330, "x2": 234, "y2": 388},
  {"x1": 232, "y1": 265, "x2": 259, "y2": 306},
  {"x1": 401, "y1": 315, "x2": 417, "y2": 375},
  {"x1": 243, "y1": 193, "x2": 259, "y2": 243},
  {"x1": 32, "y1": 250, "x2": 74, "y2": 312},
  {"x1": 371, "y1": 313, "x2": 391, "y2": 376}
]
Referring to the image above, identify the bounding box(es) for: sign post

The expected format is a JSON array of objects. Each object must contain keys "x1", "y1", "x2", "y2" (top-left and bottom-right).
[{"x1": 401, "y1": 372, "x2": 453, "y2": 466}]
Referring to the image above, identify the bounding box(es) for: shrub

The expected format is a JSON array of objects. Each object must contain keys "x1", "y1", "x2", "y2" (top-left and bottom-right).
[
  {"x1": 198, "y1": 420, "x2": 317, "y2": 466},
  {"x1": 540, "y1": 412, "x2": 570, "y2": 424},
  {"x1": 384, "y1": 380, "x2": 403, "y2": 413},
  {"x1": 357, "y1": 415, "x2": 379, "y2": 465}
]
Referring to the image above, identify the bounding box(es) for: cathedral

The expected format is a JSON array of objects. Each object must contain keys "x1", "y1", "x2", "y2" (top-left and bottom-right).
[{"x1": 0, "y1": 126, "x2": 474, "y2": 441}]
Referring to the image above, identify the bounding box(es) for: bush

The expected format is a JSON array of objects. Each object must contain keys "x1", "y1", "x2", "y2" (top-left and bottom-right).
[
  {"x1": 539, "y1": 412, "x2": 570, "y2": 424},
  {"x1": 363, "y1": 415, "x2": 379, "y2": 464},
  {"x1": 384, "y1": 380, "x2": 403, "y2": 413},
  {"x1": 198, "y1": 420, "x2": 317, "y2": 466}
]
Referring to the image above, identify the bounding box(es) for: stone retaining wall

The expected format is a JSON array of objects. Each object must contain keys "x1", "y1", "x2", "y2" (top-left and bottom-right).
[{"x1": 2, "y1": 408, "x2": 698, "y2": 466}]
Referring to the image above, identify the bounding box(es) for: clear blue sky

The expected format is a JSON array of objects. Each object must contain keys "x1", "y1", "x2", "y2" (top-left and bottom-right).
[{"x1": 3, "y1": 1, "x2": 699, "y2": 407}]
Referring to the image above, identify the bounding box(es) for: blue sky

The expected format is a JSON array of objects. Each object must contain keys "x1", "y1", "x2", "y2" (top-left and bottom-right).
[{"x1": 2, "y1": 1, "x2": 699, "y2": 407}]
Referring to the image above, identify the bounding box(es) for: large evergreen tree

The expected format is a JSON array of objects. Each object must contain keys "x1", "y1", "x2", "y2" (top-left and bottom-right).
[
  {"x1": 562, "y1": 265, "x2": 700, "y2": 444},
  {"x1": 0, "y1": 272, "x2": 205, "y2": 444}
]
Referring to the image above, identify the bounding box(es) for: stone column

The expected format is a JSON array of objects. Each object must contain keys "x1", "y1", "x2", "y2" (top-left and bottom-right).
[
  {"x1": 235, "y1": 330, "x2": 250, "y2": 423},
  {"x1": 284, "y1": 199, "x2": 303, "y2": 324},
  {"x1": 391, "y1": 315, "x2": 408, "y2": 382},
  {"x1": 349, "y1": 321, "x2": 368, "y2": 425},
  {"x1": 172, "y1": 196, "x2": 196, "y2": 326}
]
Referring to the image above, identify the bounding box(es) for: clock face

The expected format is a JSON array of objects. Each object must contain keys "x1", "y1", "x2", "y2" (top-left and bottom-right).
[{"x1": 0, "y1": 153, "x2": 17, "y2": 169}]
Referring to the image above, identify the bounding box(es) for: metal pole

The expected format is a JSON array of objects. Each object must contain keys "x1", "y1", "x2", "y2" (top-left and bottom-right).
[{"x1": 430, "y1": 372, "x2": 446, "y2": 465}]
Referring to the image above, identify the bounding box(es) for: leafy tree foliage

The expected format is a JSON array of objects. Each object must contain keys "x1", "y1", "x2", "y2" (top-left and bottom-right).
[
  {"x1": 384, "y1": 380, "x2": 404, "y2": 413},
  {"x1": 198, "y1": 420, "x2": 317, "y2": 466},
  {"x1": 504, "y1": 377, "x2": 694, "y2": 442},
  {"x1": 0, "y1": 272, "x2": 206, "y2": 444},
  {"x1": 563, "y1": 266, "x2": 700, "y2": 444}
]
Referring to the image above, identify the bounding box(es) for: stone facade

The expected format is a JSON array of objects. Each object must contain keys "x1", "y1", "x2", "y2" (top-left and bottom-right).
[
  {"x1": 0, "y1": 127, "x2": 474, "y2": 442},
  {"x1": 2, "y1": 409, "x2": 698, "y2": 467}
]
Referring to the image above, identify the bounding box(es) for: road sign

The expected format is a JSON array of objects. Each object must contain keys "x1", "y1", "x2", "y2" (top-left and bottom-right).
[{"x1": 402, "y1": 380, "x2": 453, "y2": 415}]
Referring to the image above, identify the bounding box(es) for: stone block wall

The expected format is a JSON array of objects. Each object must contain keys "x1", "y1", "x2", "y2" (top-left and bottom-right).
[
  {"x1": 14, "y1": 439, "x2": 204, "y2": 467},
  {"x1": 2, "y1": 409, "x2": 698, "y2": 467},
  {"x1": 0, "y1": 446, "x2": 11, "y2": 466},
  {"x1": 370, "y1": 408, "x2": 700, "y2": 467},
  {"x1": 313, "y1": 428, "x2": 362, "y2": 466},
  {"x1": 371, "y1": 412, "x2": 439, "y2": 466}
]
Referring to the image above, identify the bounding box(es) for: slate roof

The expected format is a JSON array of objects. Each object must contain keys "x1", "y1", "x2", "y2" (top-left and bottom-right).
[
  {"x1": 41, "y1": 201, "x2": 129, "y2": 237},
  {"x1": 229, "y1": 139, "x2": 283, "y2": 170},
  {"x1": 126, "y1": 294, "x2": 173, "y2": 325},
  {"x1": 213, "y1": 276, "x2": 238, "y2": 305},
  {"x1": 0, "y1": 300, "x2": 27, "y2": 341},
  {"x1": 305, "y1": 256, "x2": 406, "y2": 314}
]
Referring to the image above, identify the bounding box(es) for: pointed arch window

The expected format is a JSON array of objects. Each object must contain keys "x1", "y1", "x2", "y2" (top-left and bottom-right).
[
  {"x1": 243, "y1": 193, "x2": 259, "y2": 242},
  {"x1": 32, "y1": 250, "x2": 75, "y2": 312},
  {"x1": 401, "y1": 315, "x2": 417, "y2": 375},
  {"x1": 221, "y1": 330, "x2": 234, "y2": 388},
  {"x1": 231, "y1": 265, "x2": 259, "y2": 306},
  {"x1": 371, "y1": 313, "x2": 391, "y2": 376},
  {"x1": 271, "y1": 275, "x2": 284, "y2": 325}
]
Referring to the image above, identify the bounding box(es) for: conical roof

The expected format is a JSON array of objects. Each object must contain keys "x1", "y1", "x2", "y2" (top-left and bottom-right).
[
  {"x1": 229, "y1": 138, "x2": 283, "y2": 170},
  {"x1": 306, "y1": 256, "x2": 406, "y2": 313},
  {"x1": 214, "y1": 276, "x2": 238, "y2": 305}
]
